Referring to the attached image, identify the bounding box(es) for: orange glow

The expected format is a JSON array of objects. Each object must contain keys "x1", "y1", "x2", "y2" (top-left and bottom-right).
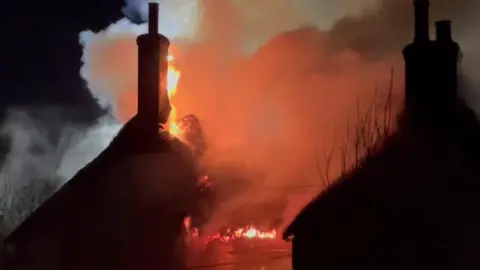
[
  {"x1": 235, "y1": 226, "x2": 277, "y2": 239},
  {"x1": 166, "y1": 55, "x2": 182, "y2": 137},
  {"x1": 187, "y1": 223, "x2": 277, "y2": 244}
]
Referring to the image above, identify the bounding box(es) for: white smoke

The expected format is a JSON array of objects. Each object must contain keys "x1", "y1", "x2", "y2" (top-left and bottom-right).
[
  {"x1": 0, "y1": 109, "x2": 122, "y2": 235},
  {"x1": 56, "y1": 116, "x2": 122, "y2": 180},
  {"x1": 0, "y1": 109, "x2": 67, "y2": 235},
  {"x1": 75, "y1": 0, "x2": 480, "y2": 232},
  {"x1": 0, "y1": 0, "x2": 204, "y2": 236},
  {"x1": 80, "y1": 0, "x2": 201, "y2": 115},
  {"x1": 75, "y1": 0, "x2": 398, "y2": 233},
  {"x1": 3, "y1": 0, "x2": 480, "y2": 237}
]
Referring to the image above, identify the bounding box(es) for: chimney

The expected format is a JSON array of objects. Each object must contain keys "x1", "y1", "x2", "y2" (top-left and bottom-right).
[
  {"x1": 435, "y1": 20, "x2": 452, "y2": 42},
  {"x1": 136, "y1": 2, "x2": 170, "y2": 136},
  {"x1": 414, "y1": 0, "x2": 430, "y2": 42},
  {"x1": 148, "y1": 2, "x2": 159, "y2": 34},
  {"x1": 433, "y1": 19, "x2": 460, "y2": 112}
]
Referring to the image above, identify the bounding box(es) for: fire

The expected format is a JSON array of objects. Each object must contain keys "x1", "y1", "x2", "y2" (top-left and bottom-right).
[
  {"x1": 166, "y1": 55, "x2": 182, "y2": 136},
  {"x1": 236, "y1": 226, "x2": 277, "y2": 239},
  {"x1": 184, "y1": 217, "x2": 276, "y2": 243},
  {"x1": 170, "y1": 61, "x2": 276, "y2": 244},
  {"x1": 199, "y1": 225, "x2": 277, "y2": 244},
  {"x1": 233, "y1": 226, "x2": 277, "y2": 240}
]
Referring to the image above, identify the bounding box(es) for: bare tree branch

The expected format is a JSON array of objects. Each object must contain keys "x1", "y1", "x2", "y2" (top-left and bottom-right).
[
  {"x1": 314, "y1": 137, "x2": 336, "y2": 187},
  {"x1": 316, "y1": 68, "x2": 397, "y2": 188}
]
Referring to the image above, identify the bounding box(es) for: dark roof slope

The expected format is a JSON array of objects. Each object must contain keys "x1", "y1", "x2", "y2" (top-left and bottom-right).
[
  {"x1": 3, "y1": 116, "x2": 193, "y2": 245},
  {"x1": 283, "y1": 100, "x2": 480, "y2": 240}
]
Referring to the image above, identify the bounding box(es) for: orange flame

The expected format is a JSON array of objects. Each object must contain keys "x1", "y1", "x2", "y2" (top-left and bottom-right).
[
  {"x1": 166, "y1": 55, "x2": 182, "y2": 136},
  {"x1": 188, "y1": 224, "x2": 277, "y2": 244},
  {"x1": 234, "y1": 226, "x2": 277, "y2": 239}
]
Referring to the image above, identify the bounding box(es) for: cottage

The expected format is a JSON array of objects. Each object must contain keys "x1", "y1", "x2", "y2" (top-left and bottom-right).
[
  {"x1": 0, "y1": 4, "x2": 200, "y2": 270},
  {"x1": 284, "y1": 1, "x2": 480, "y2": 269}
]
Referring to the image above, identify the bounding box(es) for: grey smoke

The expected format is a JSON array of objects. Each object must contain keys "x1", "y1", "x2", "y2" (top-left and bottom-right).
[
  {"x1": 122, "y1": 0, "x2": 150, "y2": 23},
  {"x1": 0, "y1": 109, "x2": 120, "y2": 236},
  {"x1": 0, "y1": 108, "x2": 71, "y2": 235}
]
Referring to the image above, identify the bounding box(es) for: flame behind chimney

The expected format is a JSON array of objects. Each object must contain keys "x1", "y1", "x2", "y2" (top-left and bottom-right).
[{"x1": 136, "y1": 2, "x2": 171, "y2": 137}]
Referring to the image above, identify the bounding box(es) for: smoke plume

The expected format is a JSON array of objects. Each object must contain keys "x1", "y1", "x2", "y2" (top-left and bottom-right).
[
  {"x1": 78, "y1": 0, "x2": 389, "y2": 228},
  {"x1": 0, "y1": 107, "x2": 120, "y2": 235},
  {"x1": 78, "y1": 0, "x2": 480, "y2": 229},
  {"x1": 3, "y1": 0, "x2": 480, "y2": 235}
]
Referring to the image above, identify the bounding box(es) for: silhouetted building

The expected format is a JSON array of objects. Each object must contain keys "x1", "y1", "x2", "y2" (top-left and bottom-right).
[
  {"x1": 403, "y1": 0, "x2": 461, "y2": 127},
  {"x1": 0, "y1": 3, "x2": 200, "y2": 270},
  {"x1": 283, "y1": 1, "x2": 480, "y2": 269}
]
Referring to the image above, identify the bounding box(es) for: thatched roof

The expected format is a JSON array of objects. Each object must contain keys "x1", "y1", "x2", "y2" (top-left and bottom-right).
[
  {"x1": 3, "y1": 116, "x2": 195, "y2": 246},
  {"x1": 283, "y1": 101, "x2": 480, "y2": 241}
]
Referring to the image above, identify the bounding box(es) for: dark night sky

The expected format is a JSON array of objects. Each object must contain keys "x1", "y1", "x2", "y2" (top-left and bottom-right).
[{"x1": 1, "y1": 0, "x2": 128, "y2": 122}]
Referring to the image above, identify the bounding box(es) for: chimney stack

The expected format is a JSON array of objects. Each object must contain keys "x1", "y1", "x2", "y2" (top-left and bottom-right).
[
  {"x1": 148, "y1": 2, "x2": 159, "y2": 34},
  {"x1": 414, "y1": 0, "x2": 430, "y2": 42},
  {"x1": 435, "y1": 20, "x2": 452, "y2": 42},
  {"x1": 136, "y1": 2, "x2": 171, "y2": 137},
  {"x1": 403, "y1": 0, "x2": 461, "y2": 128}
]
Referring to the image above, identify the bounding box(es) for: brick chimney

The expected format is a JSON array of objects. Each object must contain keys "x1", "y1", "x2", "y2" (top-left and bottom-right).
[{"x1": 136, "y1": 2, "x2": 171, "y2": 137}]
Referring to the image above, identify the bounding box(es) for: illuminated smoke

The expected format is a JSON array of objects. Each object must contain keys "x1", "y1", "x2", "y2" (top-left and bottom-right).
[
  {"x1": 78, "y1": 0, "x2": 401, "y2": 230},
  {"x1": 3, "y1": 0, "x2": 480, "y2": 236},
  {"x1": 77, "y1": 0, "x2": 480, "y2": 229}
]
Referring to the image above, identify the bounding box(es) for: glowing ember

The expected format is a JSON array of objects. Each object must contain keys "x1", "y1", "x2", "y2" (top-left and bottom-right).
[
  {"x1": 184, "y1": 216, "x2": 192, "y2": 230},
  {"x1": 191, "y1": 228, "x2": 199, "y2": 237},
  {"x1": 190, "y1": 224, "x2": 277, "y2": 244},
  {"x1": 166, "y1": 55, "x2": 182, "y2": 137},
  {"x1": 235, "y1": 226, "x2": 277, "y2": 239},
  {"x1": 197, "y1": 175, "x2": 212, "y2": 190}
]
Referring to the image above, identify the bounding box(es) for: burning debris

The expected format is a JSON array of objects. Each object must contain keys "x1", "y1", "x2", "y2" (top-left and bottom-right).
[
  {"x1": 184, "y1": 217, "x2": 278, "y2": 245},
  {"x1": 165, "y1": 71, "x2": 285, "y2": 235},
  {"x1": 202, "y1": 225, "x2": 277, "y2": 244},
  {"x1": 184, "y1": 221, "x2": 288, "y2": 270}
]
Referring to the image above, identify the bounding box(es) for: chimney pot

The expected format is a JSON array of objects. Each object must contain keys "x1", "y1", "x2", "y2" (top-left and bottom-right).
[
  {"x1": 148, "y1": 2, "x2": 159, "y2": 34},
  {"x1": 435, "y1": 20, "x2": 452, "y2": 42},
  {"x1": 413, "y1": 0, "x2": 430, "y2": 42}
]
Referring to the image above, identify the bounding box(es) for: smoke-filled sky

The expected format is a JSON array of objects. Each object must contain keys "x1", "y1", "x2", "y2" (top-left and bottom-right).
[
  {"x1": 80, "y1": 0, "x2": 480, "y2": 185},
  {"x1": 78, "y1": 0, "x2": 480, "y2": 227},
  {"x1": 2, "y1": 0, "x2": 480, "y2": 233},
  {"x1": 80, "y1": 0, "x2": 397, "y2": 187}
]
